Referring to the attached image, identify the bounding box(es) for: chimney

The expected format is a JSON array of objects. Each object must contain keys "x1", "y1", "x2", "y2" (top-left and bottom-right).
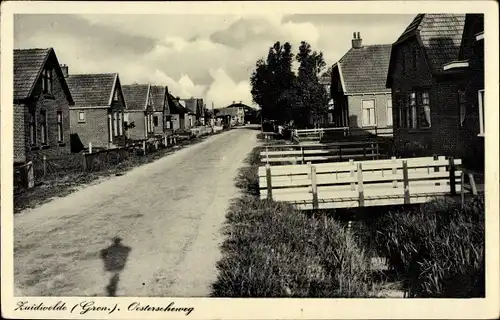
[
  {"x1": 60, "y1": 64, "x2": 68, "y2": 78},
  {"x1": 351, "y1": 32, "x2": 362, "y2": 49}
]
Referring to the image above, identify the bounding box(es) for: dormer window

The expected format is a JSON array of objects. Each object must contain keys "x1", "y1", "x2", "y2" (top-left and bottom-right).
[{"x1": 41, "y1": 69, "x2": 53, "y2": 94}]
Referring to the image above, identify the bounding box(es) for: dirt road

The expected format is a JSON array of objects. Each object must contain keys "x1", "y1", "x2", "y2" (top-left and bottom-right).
[{"x1": 14, "y1": 128, "x2": 258, "y2": 297}]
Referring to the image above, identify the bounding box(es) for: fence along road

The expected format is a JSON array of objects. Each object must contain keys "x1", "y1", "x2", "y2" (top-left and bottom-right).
[{"x1": 14, "y1": 127, "x2": 258, "y2": 297}]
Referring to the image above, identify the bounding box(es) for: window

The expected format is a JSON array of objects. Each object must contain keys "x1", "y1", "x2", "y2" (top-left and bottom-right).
[
  {"x1": 40, "y1": 110, "x2": 47, "y2": 144},
  {"x1": 113, "y1": 111, "x2": 118, "y2": 136},
  {"x1": 153, "y1": 116, "x2": 159, "y2": 127},
  {"x1": 362, "y1": 100, "x2": 376, "y2": 126},
  {"x1": 409, "y1": 92, "x2": 417, "y2": 129},
  {"x1": 41, "y1": 69, "x2": 53, "y2": 94},
  {"x1": 78, "y1": 111, "x2": 86, "y2": 123},
  {"x1": 478, "y1": 89, "x2": 485, "y2": 136},
  {"x1": 386, "y1": 99, "x2": 393, "y2": 126},
  {"x1": 118, "y1": 112, "x2": 123, "y2": 135},
  {"x1": 57, "y1": 111, "x2": 63, "y2": 142},
  {"x1": 29, "y1": 109, "x2": 36, "y2": 145},
  {"x1": 458, "y1": 90, "x2": 466, "y2": 127},
  {"x1": 418, "y1": 91, "x2": 431, "y2": 128}
]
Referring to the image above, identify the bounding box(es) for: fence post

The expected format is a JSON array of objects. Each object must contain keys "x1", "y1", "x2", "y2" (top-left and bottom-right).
[
  {"x1": 89, "y1": 142, "x2": 92, "y2": 154},
  {"x1": 265, "y1": 163, "x2": 273, "y2": 200},
  {"x1": 42, "y1": 155, "x2": 47, "y2": 177},
  {"x1": 301, "y1": 146, "x2": 305, "y2": 164},
  {"x1": 311, "y1": 164, "x2": 319, "y2": 210},
  {"x1": 143, "y1": 140, "x2": 147, "y2": 155},
  {"x1": 349, "y1": 159, "x2": 355, "y2": 191},
  {"x1": 391, "y1": 156, "x2": 397, "y2": 188},
  {"x1": 468, "y1": 173, "x2": 478, "y2": 196},
  {"x1": 460, "y1": 171, "x2": 465, "y2": 208},
  {"x1": 81, "y1": 153, "x2": 87, "y2": 172},
  {"x1": 403, "y1": 160, "x2": 410, "y2": 204},
  {"x1": 449, "y1": 157, "x2": 456, "y2": 196},
  {"x1": 164, "y1": 135, "x2": 167, "y2": 147},
  {"x1": 357, "y1": 163, "x2": 364, "y2": 207}
]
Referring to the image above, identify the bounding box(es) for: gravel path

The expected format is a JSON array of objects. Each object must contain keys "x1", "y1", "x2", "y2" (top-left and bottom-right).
[{"x1": 14, "y1": 128, "x2": 258, "y2": 297}]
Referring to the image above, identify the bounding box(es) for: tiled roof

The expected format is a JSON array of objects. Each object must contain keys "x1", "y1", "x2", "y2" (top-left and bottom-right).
[
  {"x1": 395, "y1": 14, "x2": 466, "y2": 72},
  {"x1": 167, "y1": 93, "x2": 187, "y2": 114},
  {"x1": 150, "y1": 85, "x2": 166, "y2": 111},
  {"x1": 180, "y1": 98, "x2": 197, "y2": 114},
  {"x1": 66, "y1": 73, "x2": 116, "y2": 107},
  {"x1": 217, "y1": 107, "x2": 239, "y2": 117},
  {"x1": 122, "y1": 84, "x2": 149, "y2": 111},
  {"x1": 14, "y1": 48, "x2": 51, "y2": 100},
  {"x1": 337, "y1": 44, "x2": 392, "y2": 93}
]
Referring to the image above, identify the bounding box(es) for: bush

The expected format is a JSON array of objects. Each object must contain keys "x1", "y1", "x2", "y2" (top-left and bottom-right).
[
  {"x1": 370, "y1": 197, "x2": 485, "y2": 297},
  {"x1": 212, "y1": 196, "x2": 374, "y2": 297}
]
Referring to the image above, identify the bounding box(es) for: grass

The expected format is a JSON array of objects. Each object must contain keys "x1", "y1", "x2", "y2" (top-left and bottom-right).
[
  {"x1": 366, "y1": 196, "x2": 485, "y2": 298},
  {"x1": 213, "y1": 140, "x2": 374, "y2": 297},
  {"x1": 14, "y1": 134, "x2": 213, "y2": 213}
]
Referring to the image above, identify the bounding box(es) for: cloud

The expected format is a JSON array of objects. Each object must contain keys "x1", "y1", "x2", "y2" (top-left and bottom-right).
[{"x1": 205, "y1": 68, "x2": 254, "y2": 108}]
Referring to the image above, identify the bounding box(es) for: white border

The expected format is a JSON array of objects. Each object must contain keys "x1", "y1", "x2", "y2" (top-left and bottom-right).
[{"x1": 2, "y1": 2, "x2": 499, "y2": 320}]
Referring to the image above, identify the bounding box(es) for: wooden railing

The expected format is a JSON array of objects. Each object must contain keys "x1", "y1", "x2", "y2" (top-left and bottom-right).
[
  {"x1": 261, "y1": 141, "x2": 389, "y2": 164},
  {"x1": 259, "y1": 156, "x2": 474, "y2": 210},
  {"x1": 292, "y1": 127, "x2": 393, "y2": 143}
]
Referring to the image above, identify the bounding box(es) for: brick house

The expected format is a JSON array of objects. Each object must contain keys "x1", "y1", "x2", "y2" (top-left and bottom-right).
[
  {"x1": 385, "y1": 14, "x2": 476, "y2": 162},
  {"x1": 330, "y1": 32, "x2": 393, "y2": 137},
  {"x1": 167, "y1": 93, "x2": 187, "y2": 131},
  {"x1": 217, "y1": 102, "x2": 245, "y2": 126},
  {"x1": 150, "y1": 85, "x2": 168, "y2": 137},
  {"x1": 66, "y1": 70, "x2": 127, "y2": 151},
  {"x1": 122, "y1": 84, "x2": 155, "y2": 141},
  {"x1": 13, "y1": 48, "x2": 74, "y2": 165}
]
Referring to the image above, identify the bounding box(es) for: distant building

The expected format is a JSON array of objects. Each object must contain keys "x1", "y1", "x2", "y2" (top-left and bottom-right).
[
  {"x1": 331, "y1": 32, "x2": 393, "y2": 136},
  {"x1": 122, "y1": 84, "x2": 155, "y2": 141},
  {"x1": 150, "y1": 85, "x2": 168, "y2": 137},
  {"x1": 216, "y1": 102, "x2": 245, "y2": 126},
  {"x1": 66, "y1": 71, "x2": 127, "y2": 150}
]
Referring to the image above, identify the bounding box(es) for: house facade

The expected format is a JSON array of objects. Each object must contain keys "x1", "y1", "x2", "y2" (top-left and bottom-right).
[
  {"x1": 217, "y1": 103, "x2": 245, "y2": 126},
  {"x1": 66, "y1": 71, "x2": 126, "y2": 151},
  {"x1": 13, "y1": 48, "x2": 73, "y2": 165},
  {"x1": 122, "y1": 84, "x2": 155, "y2": 141},
  {"x1": 150, "y1": 85, "x2": 168, "y2": 137},
  {"x1": 167, "y1": 94, "x2": 186, "y2": 131},
  {"x1": 385, "y1": 14, "x2": 477, "y2": 163},
  {"x1": 330, "y1": 33, "x2": 393, "y2": 137},
  {"x1": 180, "y1": 97, "x2": 204, "y2": 126}
]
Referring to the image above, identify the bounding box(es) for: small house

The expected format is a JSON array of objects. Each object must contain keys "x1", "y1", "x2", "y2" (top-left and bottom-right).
[
  {"x1": 66, "y1": 71, "x2": 127, "y2": 151},
  {"x1": 386, "y1": 14, "x2": 476, "y2": 162},
  {"x1": 13, "y1": 48, "x2": 74, "y2": 166},
  {"x1": 122, "y1": 84, "x2": 155, "y2": 141},
  {"x1": 150, "y1": 85, "x2": 168, "y2": 137},
  {"x1": 166, "y1": 93, "x2": 187, "y2": 131},
  {"x1": 330, "y1": 33, "x2": 393, "y2": 136}
]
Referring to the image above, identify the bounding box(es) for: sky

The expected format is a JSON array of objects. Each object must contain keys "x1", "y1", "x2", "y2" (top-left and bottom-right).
[{"x1": 14, "y1": 14, "x2": 415, "y2": 109}]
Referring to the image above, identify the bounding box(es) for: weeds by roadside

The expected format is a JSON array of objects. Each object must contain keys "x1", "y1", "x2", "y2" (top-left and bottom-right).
[{"x1": 367, "y1": 196, "x2": 485, "y2": 298}]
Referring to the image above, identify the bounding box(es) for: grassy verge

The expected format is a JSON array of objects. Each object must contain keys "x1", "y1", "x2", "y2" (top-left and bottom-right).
[
  {"x1": 366, "y1": 196, "x2": 485, "y2": 298},
  {"x1": 14, "y1": 134, "x2": 212, "y2": 213},
  {"x1": 212, "y1": 141, "x2": 375, "y2": 297}
]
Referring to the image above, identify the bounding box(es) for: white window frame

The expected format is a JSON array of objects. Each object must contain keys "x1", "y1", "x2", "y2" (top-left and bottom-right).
[
  {"x1": 118, "y1": 111, "x2": 123, "y2": 135},
  {"x1": 40, "y1": 110, "x2": 47, "y2": 145},
  {"x1": 478, "y1": 89, "x2": 485, "y2": 136},
  {"x1": 57, "y1": 111, "x2": 63, "y2": 142},
  {"x1": 361, "y1": 99, "x2": 376, "y2": 127},
  {"x1": 458, "y1": 90, "x2": 466, "y2": 127},
  {"x1": 78, "y1": 111, "x2": 86, "y2": 123},
  {"x1": 29, "y1": 110, "x2": 36, "y2": 145},
  {"x1": 113, "y1": 111, "x2": 118, "y2": 136},
  {"x1": 386, "y1": 99, "x2": 393, "y2": 127}
]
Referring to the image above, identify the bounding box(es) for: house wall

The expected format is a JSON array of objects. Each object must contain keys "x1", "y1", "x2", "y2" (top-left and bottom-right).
[
  {"x1": 17, "y1": 64, "x2": 71, "y2": 164},
  {"x1": 69, "y1": 108, "x2": 108, "y2": 148},
  {"x1": 389, "y1": 38, "x2": 435, "y2": 155},
  {"x1": 153, "y1": 111, "x2": 164, "y2": 136},
  {"x1": 14, "y1": 104, "x2": 26, "y2": 163},
  {"x1": 346, "y1": 93, "x2": 393, "y2": 136},
  {"x1": 127, "y1": 111, "x2": 147, "y2": 140},
  {"x1": 171, "y1": 114, "x2": 185, "y2": 131}
]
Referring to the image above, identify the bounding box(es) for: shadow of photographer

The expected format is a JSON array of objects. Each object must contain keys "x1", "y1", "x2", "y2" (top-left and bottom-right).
[{"x1": 100, "y1": 236, "x2": 131, "y2": 296}]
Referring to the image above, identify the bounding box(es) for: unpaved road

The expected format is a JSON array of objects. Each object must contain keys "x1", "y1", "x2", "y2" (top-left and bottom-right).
[{"x1": 14, "y1": 128, "x2": 258, "y2": 297}]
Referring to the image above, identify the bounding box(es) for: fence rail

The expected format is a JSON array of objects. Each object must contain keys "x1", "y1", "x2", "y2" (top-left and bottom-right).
[
  {"x1": 292, "y1": 126, "x2": 393, "y2": 143},
  {"x1": 259, "y1": 156, "x2": 473, "y2": 210}
]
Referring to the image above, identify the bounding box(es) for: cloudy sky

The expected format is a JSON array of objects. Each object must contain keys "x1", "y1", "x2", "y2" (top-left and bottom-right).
[{"x1": 14, "y1": 14, "x2": 415, "y2": 109}]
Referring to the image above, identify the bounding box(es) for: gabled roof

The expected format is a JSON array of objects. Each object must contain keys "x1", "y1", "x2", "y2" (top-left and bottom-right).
[
  {"x1": 180, "y1": 98, "x2": 198, "y2": 114},
  {"x1": 150, "y1": 85, "x2": 167, "y2": 112},
  {"x1": 14, "y1": 48, "x2": 73, "y2": 103},
  {"x1": 216, "y1": 107, "x2": 239, "y2": 117},
  {"x1": 388, "y1": 14, "x2": 466, "y2": 84},
  {"x1": 122, "y1": 84, "x2": 151, "y2": 111},
  {"x1": 334, "y1": 44, "x2": 392, "y2": 94},
  {"x1": 66, "y1": 73, "x2": 118, "y2": 107},
  {"x1": 166, "y1": 93, "x2": 187, "y2": 114}
]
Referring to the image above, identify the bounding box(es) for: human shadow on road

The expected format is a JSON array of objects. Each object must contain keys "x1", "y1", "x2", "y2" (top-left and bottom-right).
[{"x1": 100, "y1": 236, "x2": 131, "y2": 296}]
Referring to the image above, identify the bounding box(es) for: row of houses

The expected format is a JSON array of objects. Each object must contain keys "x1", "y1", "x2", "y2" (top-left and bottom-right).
[
  {"x1": 328, "y1": 13, "x2": 484, "y2": 166},
  {"x1": 13, "y1": 47, "x2": 209, "y2": 166}
]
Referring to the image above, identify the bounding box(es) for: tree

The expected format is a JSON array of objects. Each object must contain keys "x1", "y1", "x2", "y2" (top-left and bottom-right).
[
  {"x1": 295, "y1": 41, "x2": 329, "y2": 128},
  {"x1": 321, "y1": 66, "x2": 333, "y2": 78}
]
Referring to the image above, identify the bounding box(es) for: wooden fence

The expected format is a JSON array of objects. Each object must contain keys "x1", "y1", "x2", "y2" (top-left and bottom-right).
[
  {"x1": 259, "y1": 156, "x2": 475, "y2": 210},
  {"x1": 292, "y1": 127, "x2": 393, "y2": 143},
  {"x1": 261, "y1": 141, "x2": 390, "y2": 164}
]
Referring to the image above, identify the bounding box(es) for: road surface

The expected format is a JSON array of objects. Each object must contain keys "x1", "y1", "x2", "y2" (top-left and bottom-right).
[{"x1": 14, "y1": 128, "x2": 259, "y2": 297}]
